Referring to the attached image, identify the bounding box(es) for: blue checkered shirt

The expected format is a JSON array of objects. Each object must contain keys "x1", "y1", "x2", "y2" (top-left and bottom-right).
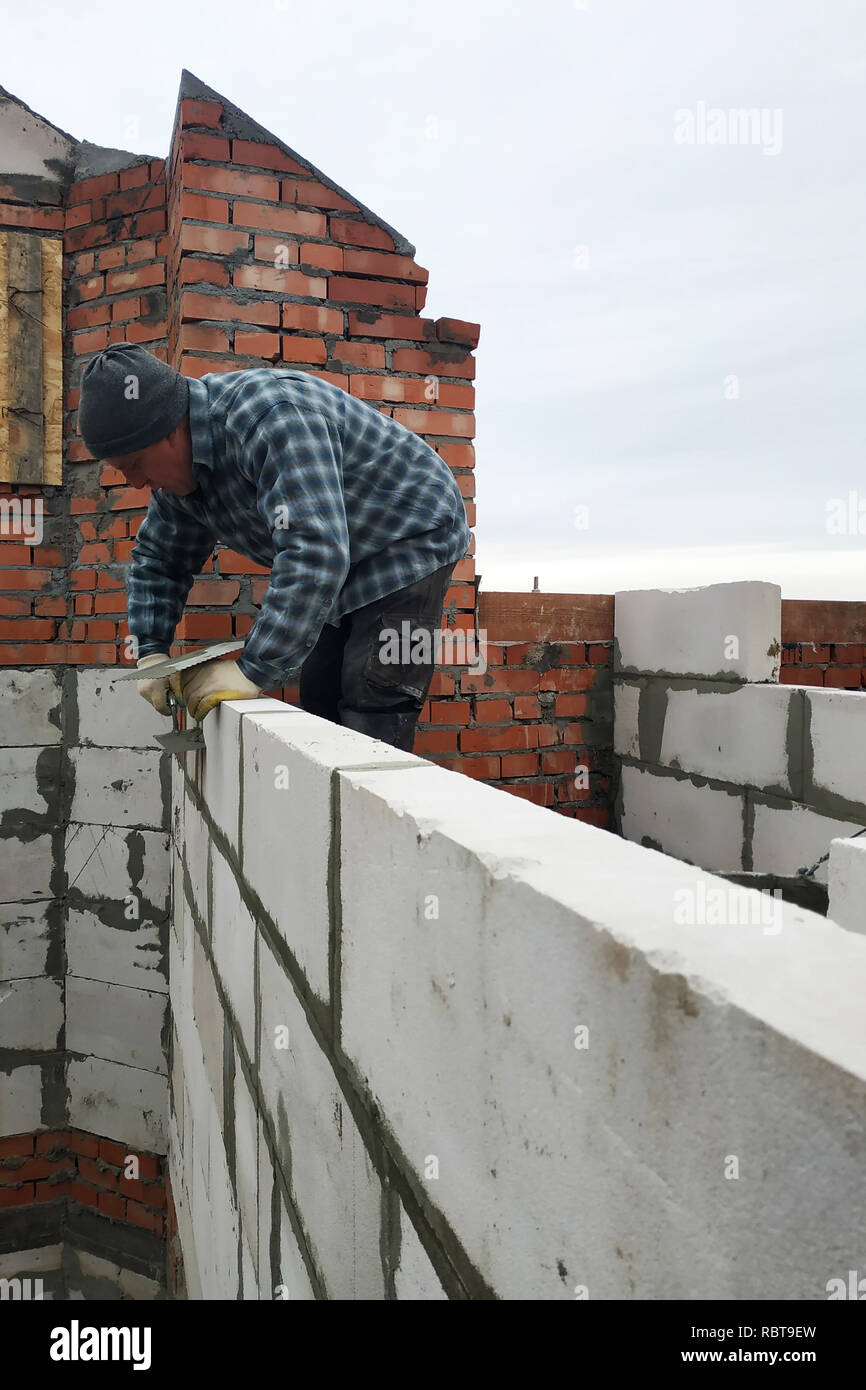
[{"x1": 126, "y1": 368, "x2": 471, "y2": 688}]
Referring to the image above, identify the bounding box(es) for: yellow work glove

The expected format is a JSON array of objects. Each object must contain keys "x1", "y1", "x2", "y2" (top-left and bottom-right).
[
  {"x1": 169, "y1": 658, "x2": 261, "y2": 721},
  {"x1": 136, "y1": 652, "x2": 172, "y2": 716}
]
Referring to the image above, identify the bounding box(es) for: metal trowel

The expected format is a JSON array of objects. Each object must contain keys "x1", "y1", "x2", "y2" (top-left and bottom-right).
[{"x1": 116, "y1": 639, "x2": 245, "y2": 752}]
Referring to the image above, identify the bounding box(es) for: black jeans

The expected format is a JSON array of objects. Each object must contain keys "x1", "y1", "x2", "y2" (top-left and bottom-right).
[{"x1": 298, "y1": 562, "x2": 456, "y2": 751}]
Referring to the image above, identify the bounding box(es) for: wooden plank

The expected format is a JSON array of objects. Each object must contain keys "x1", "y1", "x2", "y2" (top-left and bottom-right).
[
  {"x1": 477, "y1": 591, "x2": 614, "y2": 643},
  {"x1": 0, "y1": 232, "x2": 8, "y2": 484},
  {"x1": 41, "y1": 238, "x2": 63, "y2": 486},
  {"x1": 6, "y1": 229, "x2": 43, "y2": 483},
  {"x1": 781, "y1": 599, "x2": 866, "y2": 646}
]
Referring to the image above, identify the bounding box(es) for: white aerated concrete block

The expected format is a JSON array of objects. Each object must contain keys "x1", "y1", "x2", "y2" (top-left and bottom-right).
[
  {"x1": 0, "y1": 748, "x2": 54, "y2": 819},
  {"x1": 210, "y1": 844, "x2": 256, "y2": 1059},
  {"x1": 65, "y1": 824, "x2": 169, "y2": 910},
  {"x1": 613, "y1": 681, "x2": 641, "y2": 758},
  {"x1": 241, "y1": 706, "x2": 420, "y2": 1000},
  {"x1": 233, "y1": 1063, "x2": 259, "y2": 1276},
  {"x1": 0, "y1": 903, "x2": 52, "y2": 980},
  {"x1": 619, "y1": 763, "x2": 745, "y2": 870},
  {"x1": 70, "y1": 748, "x2": 165, "y2": 828},
  {"x1": 257, "y1": 1116, "x2": 316, "y2": 1301},
  {"x1": 828, "y1": 837, "x2": 866, "y2": 934},
  {"x1": 660, "y1": 684, "x2": 793, "y2": 790},
  {"x1": 181, "y1": 788, "x2": 210, "y2": 926},
  {"x1": 66, "y1": 909, "x2": 166, "y2": 994},
  {"x1": 0, "y1": 977, "x2": 62, "y2": 1049},
  {"x1": 0, "y1": 835, "x2": 53, "y2": 904},
  {"x1": 66, "y1": 977, "x2": 167, "y2": 1073},
  {"x1": 198, "y1": 699, "x2": 250, "y2": 853},
  {"x1": 339, "y1": 759, "x2": 866, "y2": 1299},
  {"x1": 67, "y1": 1056, "x2": 167, "y2": 1153},
  {"x1": 395, "y1": 1207, "x2": 448, "y2": 1300},
  {"x1": 258, "y1": 930, "x2": 384, "y2": 1299},
  {"x1": 0, "y1": 1064, "x2": 42, "y2": 1134},
  {"x1": 806, "y1": 688, "x2": 866, "y2": 809},
  {"x1": 615, "y1": 581, "x2": 781, "y2": 681},
  {"x1": 76, "y1": 667, "x2": 167, "y2": 748},
  {"x1": 0, "y1": 669, "x2": 61, "y2": 745},
  {"x1": 751, "y1": 801, "x2": 864, "y2": 885}
]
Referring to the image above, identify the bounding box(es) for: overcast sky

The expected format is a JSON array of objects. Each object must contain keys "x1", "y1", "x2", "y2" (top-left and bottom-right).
[{"x1": 7, "y1": 0, "x2": 866, "y2": 597}]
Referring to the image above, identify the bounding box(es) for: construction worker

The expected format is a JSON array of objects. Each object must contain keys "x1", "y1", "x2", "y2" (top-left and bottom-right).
[{"x1": 78, "y1": 343, "x2": 471, "y2": 751}]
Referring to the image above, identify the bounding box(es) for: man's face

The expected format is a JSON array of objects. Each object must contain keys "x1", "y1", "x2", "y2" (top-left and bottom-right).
[{"x1": 107, "y1": 417, "x2": 197, "y2": 495}]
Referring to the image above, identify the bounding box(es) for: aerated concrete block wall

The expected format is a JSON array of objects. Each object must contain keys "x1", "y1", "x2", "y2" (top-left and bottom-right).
[
  {"x1": 613, "y1": 582, "x2": 866, "y2": 886},
  {"x1": 170, "y1": 696, "x2": 866, "y2": 1299},
  {"x1": 0, "y1": 666, "x2": 169, "y2": 1293}
]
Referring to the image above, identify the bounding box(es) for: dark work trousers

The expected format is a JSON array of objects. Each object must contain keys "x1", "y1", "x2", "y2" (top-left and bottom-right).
[{"x1": 298, "y1": 561, "x2": 456, "y2": 751}]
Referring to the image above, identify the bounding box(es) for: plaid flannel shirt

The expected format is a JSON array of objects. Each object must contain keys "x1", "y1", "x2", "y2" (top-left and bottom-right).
[{"x1": 126, "y1": 368, "x2": 471, "y2": 689}]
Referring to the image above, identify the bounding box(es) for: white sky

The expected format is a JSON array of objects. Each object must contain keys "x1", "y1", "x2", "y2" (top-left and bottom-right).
[{"x1": 6, "y1": 0, "x2": 866, "y2": 599}]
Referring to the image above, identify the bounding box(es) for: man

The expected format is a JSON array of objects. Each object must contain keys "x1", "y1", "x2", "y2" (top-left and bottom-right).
[{"x1": 78, "y1": 343, "x2": 471, "y2": 751}]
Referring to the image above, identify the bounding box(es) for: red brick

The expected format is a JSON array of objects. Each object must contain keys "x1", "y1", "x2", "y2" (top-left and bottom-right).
[
  {"x1": 177, "y1": 324, "x2": 231, "y2": 354},
  {"x1": 0, "y1": 1183, "x2": 35, "y2": 1207},
  {"x1": 586, "y1": 643, "x2": 612, "y2": 665},
  {"x1": 98, "y1": 1138, "x2": 128, "y2": 1165},
  {"x1": 329, "y1": 217, "x2": 395, "y2": 251},
  {"x1": 461, "y1": 725, "x2": 538, "y2": 753},
  {"x1": 430, "y1": 700, "x2": 470, "y2": 725},
  {"x1": 414, "y1": 729, "x2": 458, "y2": 756},
  {"x1": 179, "y1": 192, "x2": 229, "y2": 224},
  {"x1": 329, "y1": 276, "x2": 416, "y2": 311},
  {"x1": 111, "y1": 295, "x2": 141, "y2": 321},
  {"x1": 217, "y1": 548, "x2": 268, "y2": 575},
  {"x1": 182, "y1": 224, "x2": 249, "y2": 256},
  {"x1": 73, "y1": 326, "x2": 109, "y2": 354},
  {"x1": 342, "y1": 248, "x2": 428, "y2": 282},
  {"x1": 428, "y1": 671, "x2": 455, "y2": 697},
  {"x1": 188, "y1": 578, "x2": 241, "y2": 605},
  {"x1": 0, "y1": 544, "x2": 31, "y2": 566},
  {"x1": 67, "y1": 302, "x2": 110, "y2": 330},
  {"x1": 69, "y1": 172, "x2": 119, "y2": 203},
  {"x1": 329, "y1": 340, "x2": 385, "y2": 369},
  {"x1": 135, "y1": 1154, "x2": 162, "y2": 1182},
  {"x1": 575, "y1": 807, "x2": 610, "y2": 828},
  {"x1": 176, "y1": 613, "x2": 234, "y2": 639},
  {"x1": 0, "y1": 1156, "x2": 68, "y2": 1184},
  {"x1": 436, "y1": 317, "x2": 480, "y2": 347},
  {"x1": 36, "y1": 1178, "x2": 99, "y2": 1206},
  {"x1": 126, "y1": 1200, "x2": 164, "y2": 1236},
  {"x1": 108, "y1": 486, "x2": 150, "y2": 510},
  {"x1": 440, "y1": 755, "x2": 500, "y2": 781},
  {"x1": 281, "y1": 336, "x2": 328, "y2": 365},
  {"x1": 69, "y1": 497, "x2": 100, "y2": 514},
  {"x1": 232, "y1": 140, "x2": 308, "y2": 175},
  {"x1": 119, "y1": 165, "x2": 154, "y2": 191},
  {"x1": 502, "y1": 781, "x2": 554, "y2": 807},
  {"x1": 103, "y1": 185, "x2": 165, "y2": 219},
  {"x1": 104, "y1": 263, "x2": 164, "y2": 295},
  {"x1": 555, "y1": 693, "x2": 588, "y2": 717},
  {"x1": 462, "y1": 669, "x2": 539, "y2": 695},
  {"x1": 500, "y1": 753, "x2": 540, "y2": 778},
  {"x1": 232, "y1": 203, "x2": 327, "y2": 238},
  {"x1": 541, "y1": 750, "x2": 578, "y2": 775},
  {"x1": 299, "y1": 242, "x2": 344, "y2": 272},
  {"x1": 65, "y1": 1131, "x2": 100, "y2": 1159},
  {"x1": 392, "y1": 347, "x2": 475, "y2": 378},
  {"x1": 97, "y1": 1191, "x2": 126, "y2": 1219},
  {"x1": 32, "y1": 547, "x2": 64, "y2": 567},
  {"x1": 279, "y1": 177, "x2": 355, "y2": 211},
  {"x1": 235, "y1": 331, "x2": 280, "y2": 359},
  {"x1": 0, "y1": 569, "x2": 51, "y2": 590},
  {"x1": 181, "y1": 292, "x2": 279, "y2": 327},
  {"x1": 473, "y1": 698, "x2": 512, "y2": 724},
  {"x1": 180, "y1": 98, "x2": 222, "y2": 129},
  {"x1": 282, "y1": 303, "x2": 343, "y2": 334},
  {"x1": 0, "y1": 619, "x2": 56, "y2": 640},
  {"x1": 347, "y1": 311, "x2": 433, "y2": 341},
  {"x1": 391, "y1": 408, "x2": 474, "y2": 438},
  {"x1": 824, "y1": 666, "x2": 861, "y2": 688},
  {"x1": 513, "y1": 695, "x2": 541, "y2": 719},
  {"x1": 252, "y1": 235, "x2": 300, "y2": 265},
  {"x1": 540, "y1": 667, "x2": 599, "y2": 692},
  {"x1": 0, "y1": 1134, "x2": 34, "y2": 1159},
  {"x1": 0, "y1": 596, "x2": 30, "y2": 615}
]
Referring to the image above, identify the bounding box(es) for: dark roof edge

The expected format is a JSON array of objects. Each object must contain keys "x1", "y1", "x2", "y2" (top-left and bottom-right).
[
  {"x1": 0, "y1": 85, "x2": 160, "y2": 190},
  {"x1": 174, "y1": 69, "x2": 416, "y2": 258}
]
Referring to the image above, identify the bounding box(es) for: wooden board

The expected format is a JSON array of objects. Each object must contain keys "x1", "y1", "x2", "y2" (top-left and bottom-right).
[
  {"x1": 0, "y1": 232, "x2": 7, "y2": 481},
  {"x1": 0, "y1": 230, "x2": 62, "y2": 485},
  {"x1": 6, "y1": 230, "x2": 43, "y2": 483},
  {"x1": 41, "y1": 238, "x2": 63, "y2": 485}
]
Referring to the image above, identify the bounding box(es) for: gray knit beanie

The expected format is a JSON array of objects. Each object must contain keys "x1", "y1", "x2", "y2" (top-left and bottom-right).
[{"x1": 78, "y1": 344, "x2": 190, "y2": 459}]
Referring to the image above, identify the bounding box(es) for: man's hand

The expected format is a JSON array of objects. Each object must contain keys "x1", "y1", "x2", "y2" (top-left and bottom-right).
[
  {"x1": 170, "y1": 659, "x2": 261, "y2": 721},
  {"x1": 136, "y1": 652, "x2": 172, "y2": 716}
]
